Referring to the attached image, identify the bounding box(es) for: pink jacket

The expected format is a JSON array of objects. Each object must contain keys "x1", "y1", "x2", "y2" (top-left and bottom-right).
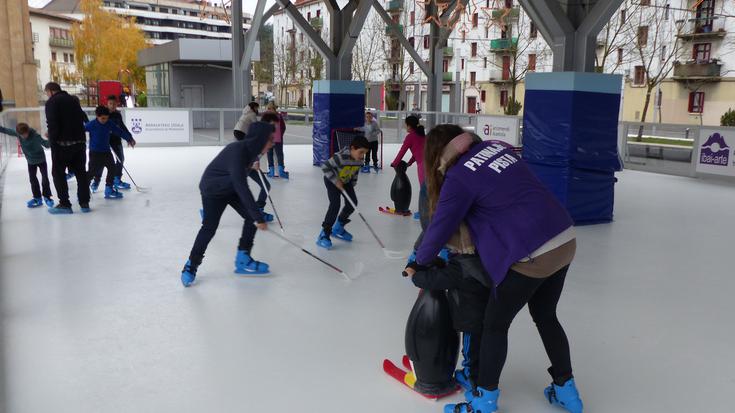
[{"x1": 392, "y1": 131, "x2": 426, "y2": 184}]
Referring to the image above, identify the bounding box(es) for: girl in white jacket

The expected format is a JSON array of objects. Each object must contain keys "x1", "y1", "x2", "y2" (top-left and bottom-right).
[{"x1": 234, "y1": 102, "x2": 259, "y2": 140}]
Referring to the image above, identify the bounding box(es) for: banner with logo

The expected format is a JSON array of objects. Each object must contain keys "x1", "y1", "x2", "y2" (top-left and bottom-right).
[
  {"x1": 124, "y1": 109, "x2": 190, "y2": 144},
  {"x1": 696, "y1": 128, "x2": 735, "y2": 177},
  {"x1": 476, "y1": 115, "x2": 521, "y2": 146}
]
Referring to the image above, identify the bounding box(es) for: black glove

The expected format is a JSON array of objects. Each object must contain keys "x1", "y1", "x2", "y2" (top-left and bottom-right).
[{"x1": 402, "y1": 261, "x2": 428, "y2": 277}]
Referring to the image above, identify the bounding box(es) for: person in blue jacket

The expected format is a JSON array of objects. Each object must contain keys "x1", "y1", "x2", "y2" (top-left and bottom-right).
[
  {"x1": 180, "y1": 121, "x2": 275, "y2": 287},
  {"x1": 404, "y1": 125, "x2": 582, "y2": 413},
  {"x1": 85, "y1": 106, "x2": 136, "y2": 202}
]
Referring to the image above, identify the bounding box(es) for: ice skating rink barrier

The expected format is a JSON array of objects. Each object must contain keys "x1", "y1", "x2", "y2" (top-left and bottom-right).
[{"x1": 2, "y1": 107, "x2": 734, "y2": 181}]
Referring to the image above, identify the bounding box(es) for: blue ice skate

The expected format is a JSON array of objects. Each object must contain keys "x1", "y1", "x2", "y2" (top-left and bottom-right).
[
  {"x1": 316, "y1": 230, "x2": 332, "y2": 249},
  {"x1": 90, "y1": 180, "x2": 100, "y2": 193},
  {"x1": 278, "y1": 165, "x2": 289, "y2": 179},
  {"x1": 104, "y1": 186, "x2": 124, "y2": 199},
  {"x1": 260, "y1": 208, "x2": 274, "y2": 223},
  {"x1": 267, "y1": 166, "x2": 275, "y2": 178},
  {"x1": 181, "y1": 260, "x2": 197, "y2": 287},
  {"x1": 544, "y1": 378, "x2": 583, "y2": 413},
  {"x1": 360, "y1": 165, "x2": 371, "y2": 173},
  {"x1": 80, "y1": 203, "x2": 91, "y2": 213},
  {"x1": 234, "y1": 250, "x2": 270, "y2": 275},
  {"x1": 332, "y1": 221, "x2": 353, "y2": 242},
  {"x1": 48, "y1": 205, "x2": 73, "y2": 215},
  {"x1": 27, "y1": 198, "x2": 43, "y2": 208},
  {"x1": 44, "y1": 197, "x2": 54, "y2": 208},
  {"x1": 114, "y1": 176, "x2": 131, "y2": 190},
  {"x1": 445, "y1": 387, "x2": 499, "y2": 413}
]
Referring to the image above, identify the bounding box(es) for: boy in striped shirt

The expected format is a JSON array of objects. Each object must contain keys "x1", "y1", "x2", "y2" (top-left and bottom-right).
[{"x1": 317, "y1": 136, "x2": 370, "y2": 249}]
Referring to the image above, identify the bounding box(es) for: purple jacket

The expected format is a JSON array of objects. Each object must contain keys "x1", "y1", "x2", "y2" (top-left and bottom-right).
[{"x1": 416, "y1": 141, "x2": 573, "y2": 287}]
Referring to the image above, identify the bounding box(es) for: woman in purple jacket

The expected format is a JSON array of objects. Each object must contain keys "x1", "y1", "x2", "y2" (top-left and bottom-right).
[{"x1": 404, "y1": 125, "x2": 582, "y2": 413}]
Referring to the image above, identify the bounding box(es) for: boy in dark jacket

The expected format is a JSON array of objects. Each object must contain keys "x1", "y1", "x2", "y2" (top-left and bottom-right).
[
  {"x1": 0, "y1": 123, "x2": 55, "y2": 208},
  {"x1": 85, "y1": 106, "x2": 136, "y2": 201},
  {"x1": 316, "y1": 136, "x2": 370, "y2": 250},
  {"x1": 92, "y1": 95, "x2": 132, "y2": 192},
  {"x1": 181, "y1": 121, "x2": 275, "y2": 287}
]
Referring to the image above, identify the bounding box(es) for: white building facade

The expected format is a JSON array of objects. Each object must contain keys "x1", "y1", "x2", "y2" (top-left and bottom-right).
[{"x1": 29, "y1": 8, "x2": 84, "y2": 98}]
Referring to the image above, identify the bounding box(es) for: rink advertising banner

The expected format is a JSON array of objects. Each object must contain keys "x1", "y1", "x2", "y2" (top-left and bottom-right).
[
  {"x1": 124, "y1": 109, "x2": 190, "y2": 144},
  {"x1": 476, "y1": 115, "x2": 520, "y2": 146},
  {"x1": 696, "y1": 128, "x2": 735, "y2": 177}
]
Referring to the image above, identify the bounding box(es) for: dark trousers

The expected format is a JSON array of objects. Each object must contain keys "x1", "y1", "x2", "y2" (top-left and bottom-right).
[
  {"x1": 478, "y1": 266, "x2": 573, "y2": 389},
  {"x1": 322, "y1": 177, "x2": 356, "y2": 234},
  {"x1": 248, "y1": 169, "x2": 270, "y2": 209},
  {"x1": 189, "y1": 194, "x2": 257, "y2": 263},
  {"x1": 267, "y1": 143, "x2": 285, "y2": 168},
  {"x1": 413, "y1": 183, "x2": 429, "y2": 250},
  {"x1": 51, "y1": 144, "x2": 89, "y2": 207},
  {"x1": 88, "y1": 151, "x2": 116, "y2": 187},
  {"x1": 28, "y1": 162, "x2": 52, "y2": 199},
  {"x1": 233, "y1": 130, "x2": 245, "y2": 141},
  {"x1": 364, "y1": 140, "x2": 379, "y2": 167},
  {"x1": 95, "y1": 142, "x2": 124, "y2": 182}
]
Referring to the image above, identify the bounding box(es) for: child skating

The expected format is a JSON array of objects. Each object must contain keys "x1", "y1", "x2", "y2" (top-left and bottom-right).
[
  {"x1": 181, "y1": 122, "x2": 275, "y2": 287},
  {"x1": 91, "y1": 95, "x2": 132, "y2": 192},
  {"x1": 0, "y1": 123, "x2": 55, "y2": 208},
  {"x1": 262, "y1": 105, "x2": 289, "y2": 179},
  {"x1": 85, "y1": 106, "x2": 136, "y2": 202},
  {"x1": 316, "y1": 136, "x2": 370, "y2": 249},
  {"x1": 356, "y1": 112, "x2": 381, "y2": 173}
]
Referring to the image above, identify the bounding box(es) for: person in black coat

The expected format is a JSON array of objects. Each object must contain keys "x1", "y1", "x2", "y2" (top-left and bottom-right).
[
  {"x1": 44, "y1": 82, "x2": 91, "y2": 214},
  {"x1": 180, "y1": 121, "x2": 275, "y2": 287}
]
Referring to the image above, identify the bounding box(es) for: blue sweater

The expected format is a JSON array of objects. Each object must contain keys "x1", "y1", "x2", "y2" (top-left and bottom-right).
[
  {"x1": 416, "y1": 141, "x2": 573, "y2": 287},
  {"x1": 84, "y1": 119, "x2": 132, "y2": 153}
]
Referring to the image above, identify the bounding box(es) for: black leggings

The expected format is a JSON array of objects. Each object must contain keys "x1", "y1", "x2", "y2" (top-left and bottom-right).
[
  {"x1": 267, "y1": 143, "x2": 285, "y2": 168},
  {"x1": 413, "y1": 183, "x2": 429, "y2": 250},
  {"x1": 189, "y1": 194, "x2": 257, "y2": 264},
  {"x1": 51, "y1": 144, "x2": 89, "y2": 207},
  {"x1": 478, "y1": 266, "x2": 573, "y2": 389},
  {"x1": 364, "y1": 140, "x2": 379, "y2": 167},
  {"x1": 321, "y1": 177, "x2": 356, "y2": 234},
  {"x1": 248, "y1": 169, "x2": 270, "y2": 209},
  {"x1": 88, "y1": 151, "x2": 116, "y2": 187},
  {"x1": 28, "y1": 162, "x2": 52, "y2": 199},
  {"x1": 95, "y1": 142, "x2": 124, "y2": 182}
]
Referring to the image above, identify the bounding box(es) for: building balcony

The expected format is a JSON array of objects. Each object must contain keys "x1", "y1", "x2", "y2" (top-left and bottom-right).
[
  {"x1": 387, "y1": 0, "x2": 404, "y2": 13},
  {"x1": 385, "y1": 24, "x2": 404, "y2": 36},
  {"x1": 488, "y1": 70, "x2": 512, "y2": 83},
  {"x1": 443, "y1": 47, "x2": 454, "y2": 57},
  {"x1": 490, "y1": 37, "x2": 518, "y2": 52},
  {"x1": 676, "y1": 18, "x2": 727, "y2": 41},
  {"x1": 492, "y1": 7, "x2": 520, "y2": 20},
  {"x1": 673, "y1": 60, "x2": 722, "y2": 81},
  {"x1": 443, "y1": 72, "x2": 453, "y2": 82},
  {"x1": 310, "y1": 17, "x2": 323, "y2": 29},
  {"x1": 49, "y1": 37, "x2": 74, "y2": 48}
]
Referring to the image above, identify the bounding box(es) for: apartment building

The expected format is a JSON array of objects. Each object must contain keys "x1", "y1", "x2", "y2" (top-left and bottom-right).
[
  {"x1": 29, "y1": 8, "x2": 84, "y2": 98},
  {"x1": 43, "y1": 0, "x2": 252, "y2": 45}
]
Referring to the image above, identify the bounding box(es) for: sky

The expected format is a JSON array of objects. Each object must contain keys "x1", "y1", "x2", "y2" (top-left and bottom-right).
[{"x1": 28, "y1": 0, "x2": 277, "y2": 14}]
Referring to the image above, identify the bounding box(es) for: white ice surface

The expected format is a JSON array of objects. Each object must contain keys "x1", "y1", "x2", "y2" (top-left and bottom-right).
[{"x1": 1, "y1": 144, "x2": 734, "y2": 412}]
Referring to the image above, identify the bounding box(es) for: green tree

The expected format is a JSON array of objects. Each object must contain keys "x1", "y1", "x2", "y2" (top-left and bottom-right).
[
  {"x1": 721, "y1": 109, "x2": 735, "y2": 127},
  {"x1": 254, "y1": 24, "x2": 273, "y2": 84}
]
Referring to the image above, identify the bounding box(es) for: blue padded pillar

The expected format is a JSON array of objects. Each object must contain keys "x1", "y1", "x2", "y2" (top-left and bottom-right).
[
  {"x1": 312, "y1": 80, "x2": 365, "y2": 165},
  {"x1": 523, "y1": 72, "x2": 623, "y2": 225}
]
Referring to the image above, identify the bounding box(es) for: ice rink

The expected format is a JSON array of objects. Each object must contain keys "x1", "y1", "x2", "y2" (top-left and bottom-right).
[{"x1": 1, "y1": 144, "x2": 734, "y2": 412}]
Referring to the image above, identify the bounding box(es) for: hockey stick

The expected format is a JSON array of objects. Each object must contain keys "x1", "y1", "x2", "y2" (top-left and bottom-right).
[
  {"x1": 339, "y1": 188, "x2": 407, "y2": 259},
  {"x1": 111, "y1": 150, "x2": 150, "y2": 193},
  {"x1": 265, "y1": 229, "x2": 354, "y2": 281},
  {"x1": 257, "y1": 169, "x2": 284, "y2": 232}
]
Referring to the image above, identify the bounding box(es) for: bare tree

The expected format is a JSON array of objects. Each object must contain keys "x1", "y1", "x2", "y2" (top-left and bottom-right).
[
  {"x1": 273, "y1": 36, "x2": 297, "y2": 105},
  {"x1": 382, "y1": 6, "x2": 414, "y2": 110},
  {"x1": 480, "y1": 9, "x2": 549, "y2": 114},
  {"x1": 353, "y1": 13, "x2": 387, "y2": 103},
  {"x1": 596, "y1": 1, "x2": 641, "y2": 73},
  {"x1": 624, "y1": 0, "x2": 686, "y2": 137}
]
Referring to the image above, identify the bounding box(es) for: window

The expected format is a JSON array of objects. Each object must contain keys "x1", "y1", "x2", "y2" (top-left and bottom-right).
[
  {"x1": 410, "y1": 61, "x2": 414, "y2": 74},
  {"x1": 637, "y1": 26, "x2": 648, "y2": 47},
  {"x1": 689, "y1": 92, "x2": 704, "y2": 113},
  {"x1": 51, "y1": 52, "x2": 57, "y2": 62},
  {"x1": 528, "y1": 54, "x2": 536, "y2": 71},
  {"x1": 504, "y1": 0, "x2": 513, "y2": 7},
  {"x1": 634, "y1": 66, "x2": 646, "y2": 85},
  {"x1": 485, "y1": 27, "x2": 489, "y2": 39},
  {"x1": 693, "y1": 43, "x2": 711, "y2": 62},
  {"x1": 501, "y1": 28, "x2": 508, "y2": 39},
  {"x1": 500, "y1": 90, "x2": 508, "y2": 106},
  {"x1": 70, "y1": 53, "x2": 75, "y2": 63},
  {"x1": 640, "y1": 0, "x2": 650, "y2": 5},
  {"x1": 530, "y1": 21, "x2": 537, "y2": 39},
  {"x1": 424, "y1": 35, "x2": 430, "y2": 49},
  {"x1": 617, "y1": 48, "x2": 623, "y2": 64},
  {"x1": 317, "y1": 9, "x2": 320, "y2": 17},
  {"x1": 443, "y1": 59, "x2": 449, "y2": 72},
  {"x1": 620, "y1": 9, "x2": 626, "y2": 26},
  {"x1": 483, "y1": 56, "x2": 487, "y2": 68},
  {"x1": 461, "y1": 58, "x2": 465, "y2": 70},
  {"x1": 481, "y1": 90, "x2": 486, "y2": 102},
  {"x1": 470, "y1": 71, "x2": 476, "y2": 85},
  {"x1": 661, "y1": 45, "x2": 667, "y2": 61},
  {"x1": 300, "y1": 33, "x2": 304, "y2": 42},
  {"x1": 307, "y1": 12, "x2": 311, "y2": 19},
  {"x1": 472, "y1": 13, "x2": 478, "y2": 28},
  {"x1": 63, "y1": 53, "x2": 69, "y2": 63},
  {"x1": 462, "y1": 31, "x2": 466, "y2": 42},
  {"x1": 664, "y1": 4, "x2": 670, "y2": 20},
  {"x1": 410, "y1": 11, "x2": 415, "y2": 25},
  {"x1": 409, "y1": 37, "x2": 415, "y2": 48},
  {"x1": 471, "y1": 42, "x2": 477, "y2": 57}
]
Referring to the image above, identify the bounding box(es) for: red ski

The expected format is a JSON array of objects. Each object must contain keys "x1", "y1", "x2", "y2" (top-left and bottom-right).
[
  {"x1": 382, "y1": 357, "x2": 460, "y2": 401},
  {"x1": 379, "y1": 206, "x2": 412, "y2": 216}
]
